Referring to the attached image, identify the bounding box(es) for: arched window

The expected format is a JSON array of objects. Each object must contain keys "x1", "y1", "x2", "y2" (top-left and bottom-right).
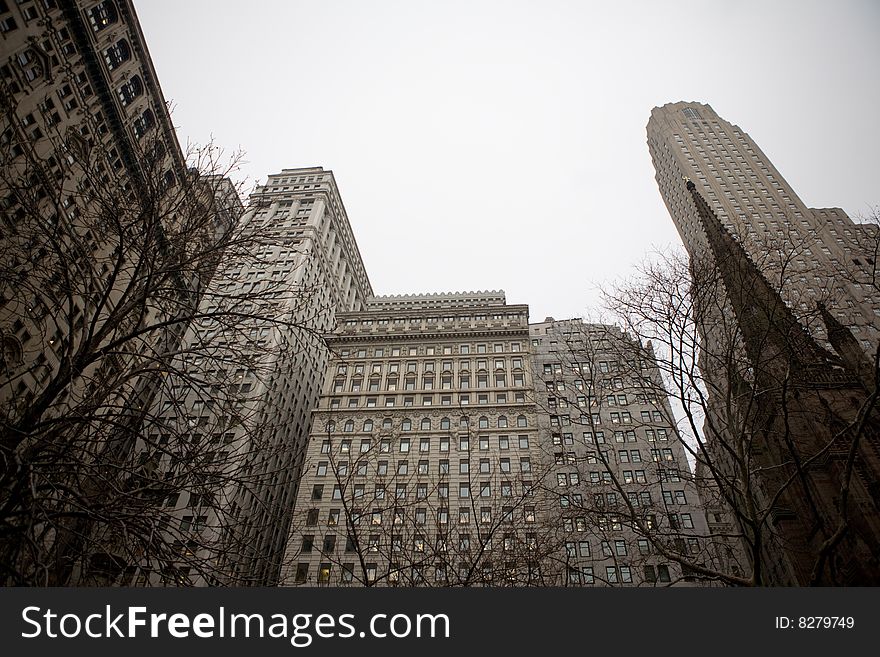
[
  {"x1": 517, "y1": 415, "x2": 528, "y2": 427},
  {"x1": 103, "y1": 39, "x2": 130, "y2": 70},
  {"x1": 88, "y1": 1, "x2": 119, "y2": 32},
  {"x1": 343, "y1": 420, "x2": 354, "y2": 433},
  {"x1": 420, "y1": 418, "x2": 431, "y2": 430},
  {"x1": 401, "y1": 418, "x2": 412, "y2": 431},
  {"x1": 326, "y1": 420, "x2": 336, "y2": 433},
  {"x1": 2, "y1": 336, "x2": 24, "y2": 369},
  {"x1": 117, "y1": 75, "x2": 143, "y2": 106},
  {"x1": 459, "y1": 417, "x2": 469, "y2": 428},
  {"x1": 440, "y1": 417, "x2": 450, "y2": 430},
  {"x1": 146, "y1": 139, "x2": 166, "y2": 164},
  {"x1": 382, "y1": 418, "x2": 392, "y2": 430},
  {"x1": 478, "y1": 416, "x2": 489, "y2": 429},
  {"x1": 498, "y1": 416, "x2": 508, "y2": 428},
  {"x1": 363, "y1": 419, "x2": 373, "y2": 432},
  {"x1": 133, "y1": 108, "x2": 154, "y2": 139}
]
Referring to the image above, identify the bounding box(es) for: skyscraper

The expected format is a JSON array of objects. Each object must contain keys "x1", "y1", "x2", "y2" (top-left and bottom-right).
[
  {"x1": 1, "y1": 0, "x2": 188, "y2": 412},
  {"x1": 647, "y1": 101, "x2": 878, "y2": 351},
  {"x1": 139, "y1": 167, "x2": 373, "y2": 586},
  {"x1": 280, "y1": 291, "x2": 544, "y2": 586},
  {"x1": 529, "y1": 317, "x2": 713, "y2": 586},
  {"x1": 646, "y1": 102, "x2": 880, "y2": 584}
]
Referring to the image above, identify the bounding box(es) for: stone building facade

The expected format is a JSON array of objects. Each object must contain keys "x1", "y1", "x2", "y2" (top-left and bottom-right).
[
  {"x1": 281, "y1": 296, "x2": 714, "y2": 586},
  {"x1": 140, "y1": 167, "x2": 373, "y2": 586},
  {"x1": 529, "y1": 318, "x2": 713, "y2": 586},
  {"x1": 0, "y1": 0, "x2": 242, "y2": 585},
  {"x1": 281, "y1": 292, "x2": 549, "y2": 586}
]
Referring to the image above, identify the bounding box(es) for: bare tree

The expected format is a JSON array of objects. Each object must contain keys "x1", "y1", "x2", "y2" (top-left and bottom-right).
[
  {"x1": 284, "y1": 405, "x2": 569, "y2": 587},
  {"x1": 526, "y1": 318, "x2": 725, "y2": 587},
  {"x1": 0, "y1": 103, "x2": 326, "y2": 585},
  {"x1": 596, "y1": 199, "x2": 880, "y2": 585}
]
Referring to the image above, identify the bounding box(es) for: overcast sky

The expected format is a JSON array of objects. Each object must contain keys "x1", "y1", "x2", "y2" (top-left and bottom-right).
[{"x1": 134, "y1": 0, "x2": 880, "y2": 322}]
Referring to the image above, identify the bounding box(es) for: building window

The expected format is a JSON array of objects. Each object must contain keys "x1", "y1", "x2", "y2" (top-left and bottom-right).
[
  {"x1": 132, "y1": 109, "x2": 155, "y2": 139},
  {"x1": 88, "y1": 1, "x2": 118, "y2": 32},
  {"x1": 117, "y1": 75, "x2": 143, "y2": 106},
  {"x1": 103, "y1": 39, "x2": 131, "y2": 71},
  {"x1": 657, "y1": 565, "x2": 671, "y2": 582}
]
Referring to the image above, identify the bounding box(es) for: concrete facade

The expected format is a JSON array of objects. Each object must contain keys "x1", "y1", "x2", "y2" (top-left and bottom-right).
[
  {"x1": 140, "y1": 168, "x2": 373, "y2": 586},
  {"x1": 646, "y1": 101, "x2": 879, "y2": 351},
  {"x1": 529, "y1": 318, "x2": 712, "y2": 585},
  {"x1": 280, "y1": 292, "x2": 548, "y2": 586}
]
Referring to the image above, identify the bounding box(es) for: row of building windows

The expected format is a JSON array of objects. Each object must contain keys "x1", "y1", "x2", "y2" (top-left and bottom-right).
[
  {"x1": 321, "y1": 448, "x2": 531, "y2": 468},
  {"x1": 338, "y1": 357, "x2": 525, "y2": 375},
  {"x1": 305, "y1": 503, "x2": 535, "y2": 529},
  {"x1": 333, "y1": 372, "x2": 526, "y2": 392},
  {"x1": 293, "y1": 560, "x2": 680, "y2": 586},
  {"x1": 328, "y1": 391, "x2": 528, "y2": 408},
  {"x1": 337, "y1": 342, "x2": 523, "y2": 358},
  {"x1": 319, "y1": 433, "x2": 532, "y2": 455},
  {"x1": 326, "y1": 415, "x2": 529, "y2": 433},
  {"x1": 316, "y1": 453, "x2": 531, "y2": 479}
]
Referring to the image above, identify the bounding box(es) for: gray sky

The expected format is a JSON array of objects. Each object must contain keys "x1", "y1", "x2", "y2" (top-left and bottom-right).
[{"x1": 134, "y1": 0, "x2": 880, "y2": 322}]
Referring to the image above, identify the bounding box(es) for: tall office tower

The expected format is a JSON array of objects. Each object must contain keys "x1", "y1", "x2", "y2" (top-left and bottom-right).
[
  {"x1": 647, "y1": 101, "x2": 878, "y2": 350},
  {"x1": 138, "y1": 167, "x2": 372, "y2": 586},
  {"x1": 647, "y1": 102, "x2": 880, "y2": 584},
  {"x1": 529, "y1": 318, "x2": 713, "y2": 586},
  {"x1": 0, "y1": 1, "x2": 240, "y2": 585},
  {"x1": 281, "y1": 292, "x2": 552, "y2": 587}
]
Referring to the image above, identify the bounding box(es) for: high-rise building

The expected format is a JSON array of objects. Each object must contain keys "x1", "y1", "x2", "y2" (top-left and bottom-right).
[
  {"x1": 647, "y1": 101, "x2": 878, "y2": 350},
  {"x1": 0, "y1": 0, "x2": 242, "y2": 585},
  {"x1": 281, "y1": 292, "x2": 546, "y2": 586},
  {"x1": 647, "y1": 102, "x2": 880, "y2": 584},
  {"x1": 1, "y1": 0, "x2": 188, "y2": 411},
  {"x1": 529, "y1": 318, "x2": 712, "y2": 586},
  {"x1": 139, "y1": 167, "x2": 372, "y2": 586}
]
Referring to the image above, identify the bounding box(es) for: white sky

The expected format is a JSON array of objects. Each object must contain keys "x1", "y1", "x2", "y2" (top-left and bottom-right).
[{"x1": 134, "y1": 0, "x2": 880, "y2": 322}]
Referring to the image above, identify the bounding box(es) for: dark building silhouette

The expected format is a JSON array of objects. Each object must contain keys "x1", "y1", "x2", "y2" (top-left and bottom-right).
[{"x1": 686, "y1": 179, "x2": 880, "y2": 584}]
